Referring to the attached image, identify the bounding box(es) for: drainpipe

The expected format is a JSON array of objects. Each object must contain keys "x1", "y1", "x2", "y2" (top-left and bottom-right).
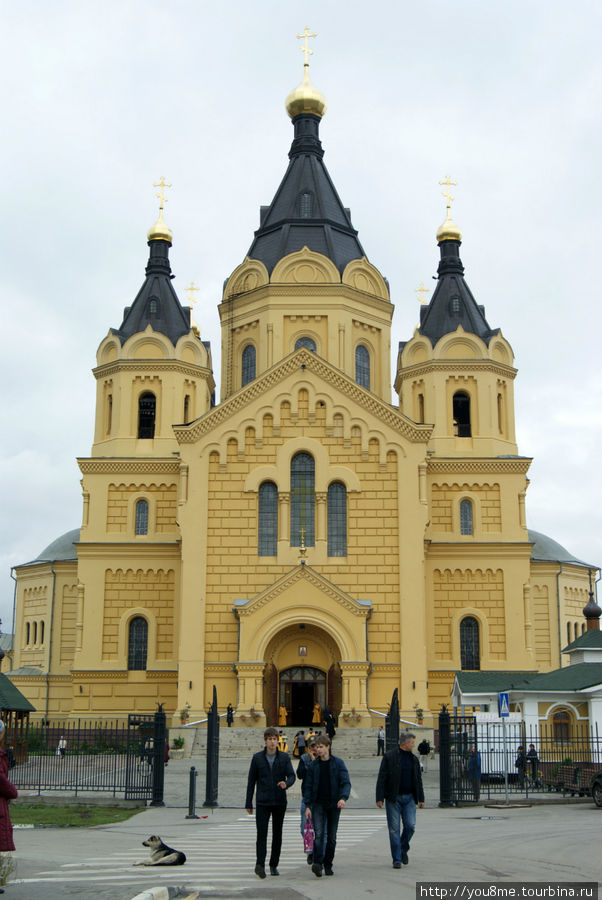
[
  {"x1": 10, "y1": 568, "x2": 18, "y2": 669},
  {"x1": 45, "y1": 562, "x2": 57, "y2": 721},
  {"x1": 232, "y1": 605, "x2": 240, "y2": 709},
  {"x1": 364, "y1": 606, "x2": 373, "y2": 714},
  {"x1": 555, "y1": 563, "x2": 563, "y2": 667}
]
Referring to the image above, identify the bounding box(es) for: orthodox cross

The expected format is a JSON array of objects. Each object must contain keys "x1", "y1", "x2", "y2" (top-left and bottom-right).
[
  {"x1": 297, "y1": 26, "x2": 317, "y2": 65},
  {"x1": 415, "y1": 282, "x2": 431, "y2": 305},
  {"x1": 185, "y1": 281, "x2": 200, "y2": 308},
  {"x1": 153, "y1": 176, "x2": 172, "y2": 212},
  {"x1": 439, "y1": 174, "x2": 457, "y2": 215}
]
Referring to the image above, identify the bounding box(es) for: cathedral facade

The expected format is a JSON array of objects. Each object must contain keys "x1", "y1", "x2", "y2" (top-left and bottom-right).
[{"x1": 10, "y1": 61, "x2": 595, "y2": 726}]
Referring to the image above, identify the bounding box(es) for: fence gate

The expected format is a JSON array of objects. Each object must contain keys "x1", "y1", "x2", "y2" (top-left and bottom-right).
[
  {"x1": 125, "y1": 714, "x2": 157, "y2": 800},
  {"x1": 439, "y1": 707, "x2": 478, "y2": 805}
]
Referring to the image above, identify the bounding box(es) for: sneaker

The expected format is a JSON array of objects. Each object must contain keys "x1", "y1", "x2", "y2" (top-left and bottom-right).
[
  {"x1": 324, "y1": 865, "x2": 334, "y2": 876},
  {"x1": 270, "y1": 866, "x2": 280, "y2": 876},
  {"x1": 401, "y1": 851, "x2": 409, "y2": 865},
  {"x1": 393, "y1": 861, "x2": 402, "y2": 868},
  {"x1": 307, "y1": 852, "x2": 313, "y2": 865},
  {"x1": 312, "y1": 862, "x2": 323, "y2": 877},
  {"x1": 254, "y1": 864, "x2": 266, "y2": 879}
]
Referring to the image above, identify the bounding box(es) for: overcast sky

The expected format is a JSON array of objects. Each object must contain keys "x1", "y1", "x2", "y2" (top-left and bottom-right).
[{"x1": 2, "y1": 1, "x2": 601, "y2": 633}]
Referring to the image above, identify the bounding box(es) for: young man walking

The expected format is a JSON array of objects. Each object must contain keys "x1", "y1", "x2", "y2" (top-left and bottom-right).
[
  {"x1": 245, "y1": 726, "x2": 295, "y2": 879},
  {"x1": 376, "y1": 730, "x2": 424, "y2": 868},
  {"x1": 303, "y1": 734, "x2": 351, "y2": 878}
]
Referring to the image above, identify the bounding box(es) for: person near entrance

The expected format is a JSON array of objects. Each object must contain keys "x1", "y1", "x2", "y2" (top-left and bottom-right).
[
  {"x1": 278, "y1": 705, "x2": 288, "y2": 726},
  {"x1": 377, "y1": 726, "x2": 385, "y2": 756},
  {"x1": 312, "y1": 702, "x2": 322, "y2": 725},
  {"x1": 324, "y1": 708, "x2": 336, "y2": 740},
  {"x1": 245, "y1": 727, "x2": 296, "y2": 879},
  {"x1": 303, "y1": 734, "x2": 351, "y2": 877},
  {"x1": 226, "y1": 703, "x2": 234, "y2": 727},
  {"x1": 376, "y1": 730, "x2": 424, "y2": 868}
]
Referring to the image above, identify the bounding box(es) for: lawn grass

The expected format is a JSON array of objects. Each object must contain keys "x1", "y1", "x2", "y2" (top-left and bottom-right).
[{"x1": 10, "y1": 803, "x2": 143, "y2": 827}]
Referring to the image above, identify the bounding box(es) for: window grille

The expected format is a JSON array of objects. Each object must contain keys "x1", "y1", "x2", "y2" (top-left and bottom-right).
[
  {"x1": 290, "y1": 452, "x2": 315, "y2": 546},
  {"x1": 327, "y1": 482, "x2": 347, "y2": 556},
  {"x1": 453, "y1": 391, "x2": 471, "y2": 437},
  {"x1": 300, "y1": 192, "x2": 313, "y2": 217},
  {"x1": 460, "y1": 499, "x2": 473, "y2": 535},
  {"x1": 355, "y1": 345, "x2": 370, "y2": 389},
  {"x1": 295, "y1": 337, "x2": 316, "y2": 353},
  {"x1": 128, "y1": 617, "x2": 148, "y2": 670},
  {"x1": 138, "y1": 392, "x2": 156, "y2": 439},
  {"x1": 460, "y1": 616, "x2": 480, "y2": 670},
  {"x1": 258, "y1": 482, "x2": 278, "y2": 556},
  {"x1": 135, "y1": 499, "x2": 149, "y2": 535},
  {"x1": 242, "y1": 345, "x2": 256, "y2": 386}
]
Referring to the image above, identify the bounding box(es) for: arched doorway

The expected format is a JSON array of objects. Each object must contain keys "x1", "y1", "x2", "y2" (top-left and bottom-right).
[{"x1": 280, "y1": 666, "x2": 325, "y2": 726}]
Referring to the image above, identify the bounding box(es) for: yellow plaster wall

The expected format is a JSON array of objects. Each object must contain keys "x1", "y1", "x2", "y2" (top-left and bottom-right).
[
  {"x1": 107, "y1": 483, "x2": 177, "y2": 533},
  {"x1": 431, "y1": 483, "x2": 501, "y2": 533},
  {"x1": 58, "y1": 583, "x2": 78, "y2": 670},
  {"x1": 531, "y1": 583, "x2": 553, "y2": 669},
  {"x1": 433, "y1": 567, "x2": 506, "y2": 659},
  {"x1": 102, "y1": 568, "x2": 175, "y2": 660}
]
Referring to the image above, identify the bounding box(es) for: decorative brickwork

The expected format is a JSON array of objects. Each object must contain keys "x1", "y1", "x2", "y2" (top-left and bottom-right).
[
  {"x1": 102, "y1": 568, "x2": 175, "y2": 660},
  {"x1": 433, "y1": 567, "x2": 506, "y2": 659},
  {"x1": 431, "y1": 482, "x2": 502, "y2": 533},
  {"x1": 106, "y1": 483, "x2": 177, "y2": 532}
]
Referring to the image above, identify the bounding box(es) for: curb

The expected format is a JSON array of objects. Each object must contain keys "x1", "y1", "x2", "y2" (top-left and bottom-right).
[{"x1": 129, "y1": 888, "x2": 197, "y2": 900}]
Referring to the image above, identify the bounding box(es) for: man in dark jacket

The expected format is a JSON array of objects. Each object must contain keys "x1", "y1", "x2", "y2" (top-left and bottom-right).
[
  {"x1": 303, "y1": 734, "x2": 351, "y2": 877},
  {"x1": 376, "y1": 730, "x2": 424, "y2": 868},
  {"x1": 245, "y1": 727, "x2": 295, "y2": 879}
]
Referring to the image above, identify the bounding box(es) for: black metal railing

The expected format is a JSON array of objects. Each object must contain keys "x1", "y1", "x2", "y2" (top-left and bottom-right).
[
  {"x1": 10, "y1": 714, "x2": 165, "y2": 801},
  {"x1": 439, "y1": 710, "x2": 602, "y2": 804}
]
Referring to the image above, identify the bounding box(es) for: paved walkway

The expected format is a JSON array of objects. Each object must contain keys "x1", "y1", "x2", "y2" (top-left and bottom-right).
[{"x1": 6, "y1": 756, "x2": 600, "y2": 899}]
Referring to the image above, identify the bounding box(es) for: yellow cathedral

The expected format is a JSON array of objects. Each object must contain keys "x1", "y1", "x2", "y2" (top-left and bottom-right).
[{"x1": 10, "y1": 52, "x2": 596, "y2": 727}]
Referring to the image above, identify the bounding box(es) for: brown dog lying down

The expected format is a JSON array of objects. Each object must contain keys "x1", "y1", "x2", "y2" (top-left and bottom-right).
[{"x1": 133, "y1": 835, "x2": 187, "y2": 866}]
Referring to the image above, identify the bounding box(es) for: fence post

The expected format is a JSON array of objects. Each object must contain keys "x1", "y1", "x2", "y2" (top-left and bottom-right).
[
  {"x1": 150, "y1": 705, "x2": 166, "y2": 807},
  {"x1": 385, "y1": 688, "x2": 399, "y2": 753},
  {"x1": 203, "y1": 685, "x2": 219, "y2": 808},
  {"x1": 186, "y1": 766, "x2": 199, "y2": 818},
  {"x1": 439, "y1": 705, "x2": 453, "y2": 807}
]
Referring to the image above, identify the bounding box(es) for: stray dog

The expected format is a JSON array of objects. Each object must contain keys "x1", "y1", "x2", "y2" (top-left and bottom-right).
[{"x1": 133, "y1": 835, "x2": 186, "y2": 866}]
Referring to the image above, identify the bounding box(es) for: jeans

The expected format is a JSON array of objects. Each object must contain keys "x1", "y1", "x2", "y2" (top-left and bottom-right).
[
  {"x1": 385, "y1": 794, "x2": 416, "y2": 863},
  {"x1": 255, "y1": 805, "x2": 286, "y2": 867},
  {"x1": 311, "y1": 803, "x2": 341, "y2": 868}
]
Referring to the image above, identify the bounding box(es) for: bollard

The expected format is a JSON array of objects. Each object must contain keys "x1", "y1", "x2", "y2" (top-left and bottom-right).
[{"x1": 186, "y1": 766, "x2": 199, "y2": 819}]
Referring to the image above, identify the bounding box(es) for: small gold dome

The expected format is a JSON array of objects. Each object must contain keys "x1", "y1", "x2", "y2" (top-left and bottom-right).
[
  {"x1": 436, "y1": 212, "x2": 462, "y2": 243},
  {"x1": 285, "y1": 66, "x2": 327, "y2": 119},
  {"x1": 147, "y1": 209, "x2": 173, "y2": 243}
]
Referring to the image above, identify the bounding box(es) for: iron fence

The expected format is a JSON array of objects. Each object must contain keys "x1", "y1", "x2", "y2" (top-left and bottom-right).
[
  {"x1": 440, "y1": 710, "x2": 602, "y2": 803},
  {"x1": 9, "y1": 714, "x2": 165, "y2": 800}
]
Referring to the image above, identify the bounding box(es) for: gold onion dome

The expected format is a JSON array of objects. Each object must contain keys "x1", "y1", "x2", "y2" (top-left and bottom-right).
[
  {"x1": 436, "y1": 212, "x2": 462, "y2": 243},
  {"x1": 285, "y1": 65, "x2": 327, "y2": 119},
  {"x1": 147, "y1": 208, "x2": 173, "y2": 243}
]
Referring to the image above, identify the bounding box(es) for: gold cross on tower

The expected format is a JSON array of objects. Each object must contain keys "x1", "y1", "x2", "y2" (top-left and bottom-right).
[
  {"x1": 439, "y1": 174, "x2": 457, "y2": 215},
  {"x1": 415, "y1": 282, "x2": 431, "y2": 305},
  {"x1": 185, "y1": 281, "x2": 200, "y2": 307},
  {"x1": 297, "y1": 26, "x2": 317, "y2": 66},
  {"x1": 153, "y1": 176, "x2": 172, "y2": 211}
]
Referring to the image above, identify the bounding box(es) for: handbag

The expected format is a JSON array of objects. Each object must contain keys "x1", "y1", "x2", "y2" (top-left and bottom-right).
[{"x1": 303, "y1": 819, "x2": 315, "y2": 853}]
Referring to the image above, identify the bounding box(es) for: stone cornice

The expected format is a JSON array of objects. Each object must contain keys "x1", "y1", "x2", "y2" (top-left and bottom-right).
[
  {"x1": 78, "y1": 459, "x2": 180, "y2": 475},
  {"x1": 427, "y1": 542, "x2": 533, "y2": 560},
  {"x1": 75, "y1": 543, "x2": 181, "y2": 560},
  {"x1": 220, "y1": 282, "x2": 392, "y2": 309},
  {"x1": 340, "y1": 661, "x2": 371, "y2": 673},
  {"x1": 427, "y1": 670, "x2": 456, "y2": 681},
  {"x1": 427, "y1": 458, "x2": 532, "y2": 475},
  {"x1": 71, "y1": 670, "x2": 177, "y2": 679},
  {"x1": 397, "y1": 359, "x2": 517, "y2": 381},
  {"x1": 369, "y1": 663, "x2": 400, "y2": 672},
  {"x1": 93, "y1": 359, "x2": 214, "y2": 383},
  {"x1": 204, "y1": 664, "x2": 234, "y2": 673},
  {"x1": 176, "y1": 349, "x2": 432, "y2": 444},
  {"x1": 234, "y1": 564, "x2": 371, "y2": 619}
]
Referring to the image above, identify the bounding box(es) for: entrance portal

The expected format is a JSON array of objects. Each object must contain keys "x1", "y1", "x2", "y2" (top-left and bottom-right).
[{"x1": 279, "y1": 666, "x2": 326, "y2": 726}]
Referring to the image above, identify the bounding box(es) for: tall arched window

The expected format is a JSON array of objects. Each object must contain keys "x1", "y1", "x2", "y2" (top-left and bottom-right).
[
  {"x1": 135, "y1": 499, "x2": 149, "y2": 535},
  {"x1": 290, "y1": 452, "x2": 315, "y2": 546},
  {"x1": 242, "y1": 345, "x2": 256, "y2": 387},
  {"x1": 128, "y1": 617, "x2": 148, "y2": 670},
  {"x1": 327, "y1": 482, "x2": 347, "y2": 556},
  {"x1": 295, "y1": 337, "x2": 316, "y2": 353},
  {"x1": 460, "y1": 616, "x2": 480, "y2": 670},
  {"x1": 138, "y1": 392, "x2": 156, "y2": 439},
  {"x1": 453, "y1": 391, "x2": 471, "y2": 437},
  {"x1": 460, "y1": 499, "x2": 474, "y2": 535},
  {"x1": 553, "y1": 709, "x2": 570, "y2": 742},
  {"x1": 183, "y1": 395, "x2": 190, "y2": 423},
  {"x1": 299, "y1": 192, "x2": 313, "y2": 217},
  {"x1": 25, "y1": 622, "x2": 30, "y2": 645},
  {"x1": 355, "y1": 345, "x2": 370, "y2": 389},
  {"x1": 40, "y1": 620, "x2": 45, "y2": 644},
  {"x1": 33, "y1": 621, "x2": 38, "y2": 645},
  {"x1": 258, "y1": 482, "x2": 278, "y2": 556}
]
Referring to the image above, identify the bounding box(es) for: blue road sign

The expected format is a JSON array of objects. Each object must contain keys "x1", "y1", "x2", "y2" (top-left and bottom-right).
[{"x1": 498, "y1": 692, "x2": 510, "y2": 717}]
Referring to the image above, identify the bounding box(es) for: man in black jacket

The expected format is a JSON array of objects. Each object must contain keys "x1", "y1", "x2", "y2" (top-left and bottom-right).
[
  {"x1": 376, "y1": 730, "x2": 424, "y2": 868},
  {"x1": 245, "y1": 727, "x2": 295, "y2": 878},
  {"x1": 304, "y1": 734, "x2": 351, "y2": 878}
]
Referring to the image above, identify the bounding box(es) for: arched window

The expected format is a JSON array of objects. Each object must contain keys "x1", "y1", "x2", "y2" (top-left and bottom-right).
[
  {"x1": 497, "y1": 393, "x2": 504, "y2": 434},
  {"x1": 327, "y1": 482, "x2": 347, "y2": 556},
  {"x1": 40, "y1": 620, "x2": 45, "y2": 644},
  {"x1": 242, "y1": 345, "x2": 256, "y2": 387},
  {"x1": 553, "y1": 709, "x2": 570, "y2": 742},
  {"x1": 128, "y1": 617, "x2": 148, "y2": 671},
  {"x1": 355, "y1": 345, "x2": 370, "y2": 389},
  {"x1": 258, "y1": 482, "x2": 278, "y2": 556},
  {"x1": 449, "y1": 296, "x2": 461, "y2": 316},
  {"x1": 566, "y1": 621, "x2": 571, "y2": 644},
  {"x1": 295, "y1": 337, "x2": 316, "y2": 353},
  {"x1": 135, "y1": 499, "x2": 149, "y2": 535},
  {"x1": 106, "y1": 394, "x2": 113, "y2": 435},
  {"x1": 138, "y1": 392, "x2": 156, "y2": 439},
  {"x1": 417, "y1": 393, "x2": 425, "y2": 424},
  {"x1": 460, "y1": 499, "x2": 474, "y2": 535},
  {"x1": 25, "y1": 622, "x2": 30, "y2": 645},
  {"x1": 290, "y1": 452, "x2": 315, "y2": 546},
  {"x1": 299, "y1": 192, "x2": 313, "y2": 217},
  {"x1": 460, "y1": 616, "x2": 480, "y2": 670},
  {"x1": 147, "y1": 298, "x2": 159, "y2": 317},
  {"x1": 183, "y1": 395, "x2": 190, "y2": 424},
  {"x1": 453, "y1": 391, "x2": 471, "y2": 437},
  {"x1": 33, "y1": 621, "x2": 38, "y2": 645}
]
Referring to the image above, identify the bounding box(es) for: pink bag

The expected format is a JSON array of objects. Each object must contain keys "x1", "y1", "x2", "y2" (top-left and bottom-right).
[{"x1": 303, "y1": 819, "x2": 315, "y2": 852}]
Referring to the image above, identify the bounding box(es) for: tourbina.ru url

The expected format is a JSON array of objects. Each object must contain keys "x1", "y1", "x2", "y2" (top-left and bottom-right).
[{"x1": 416, "y1": 883, "x2": 598, "y2": 900}]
